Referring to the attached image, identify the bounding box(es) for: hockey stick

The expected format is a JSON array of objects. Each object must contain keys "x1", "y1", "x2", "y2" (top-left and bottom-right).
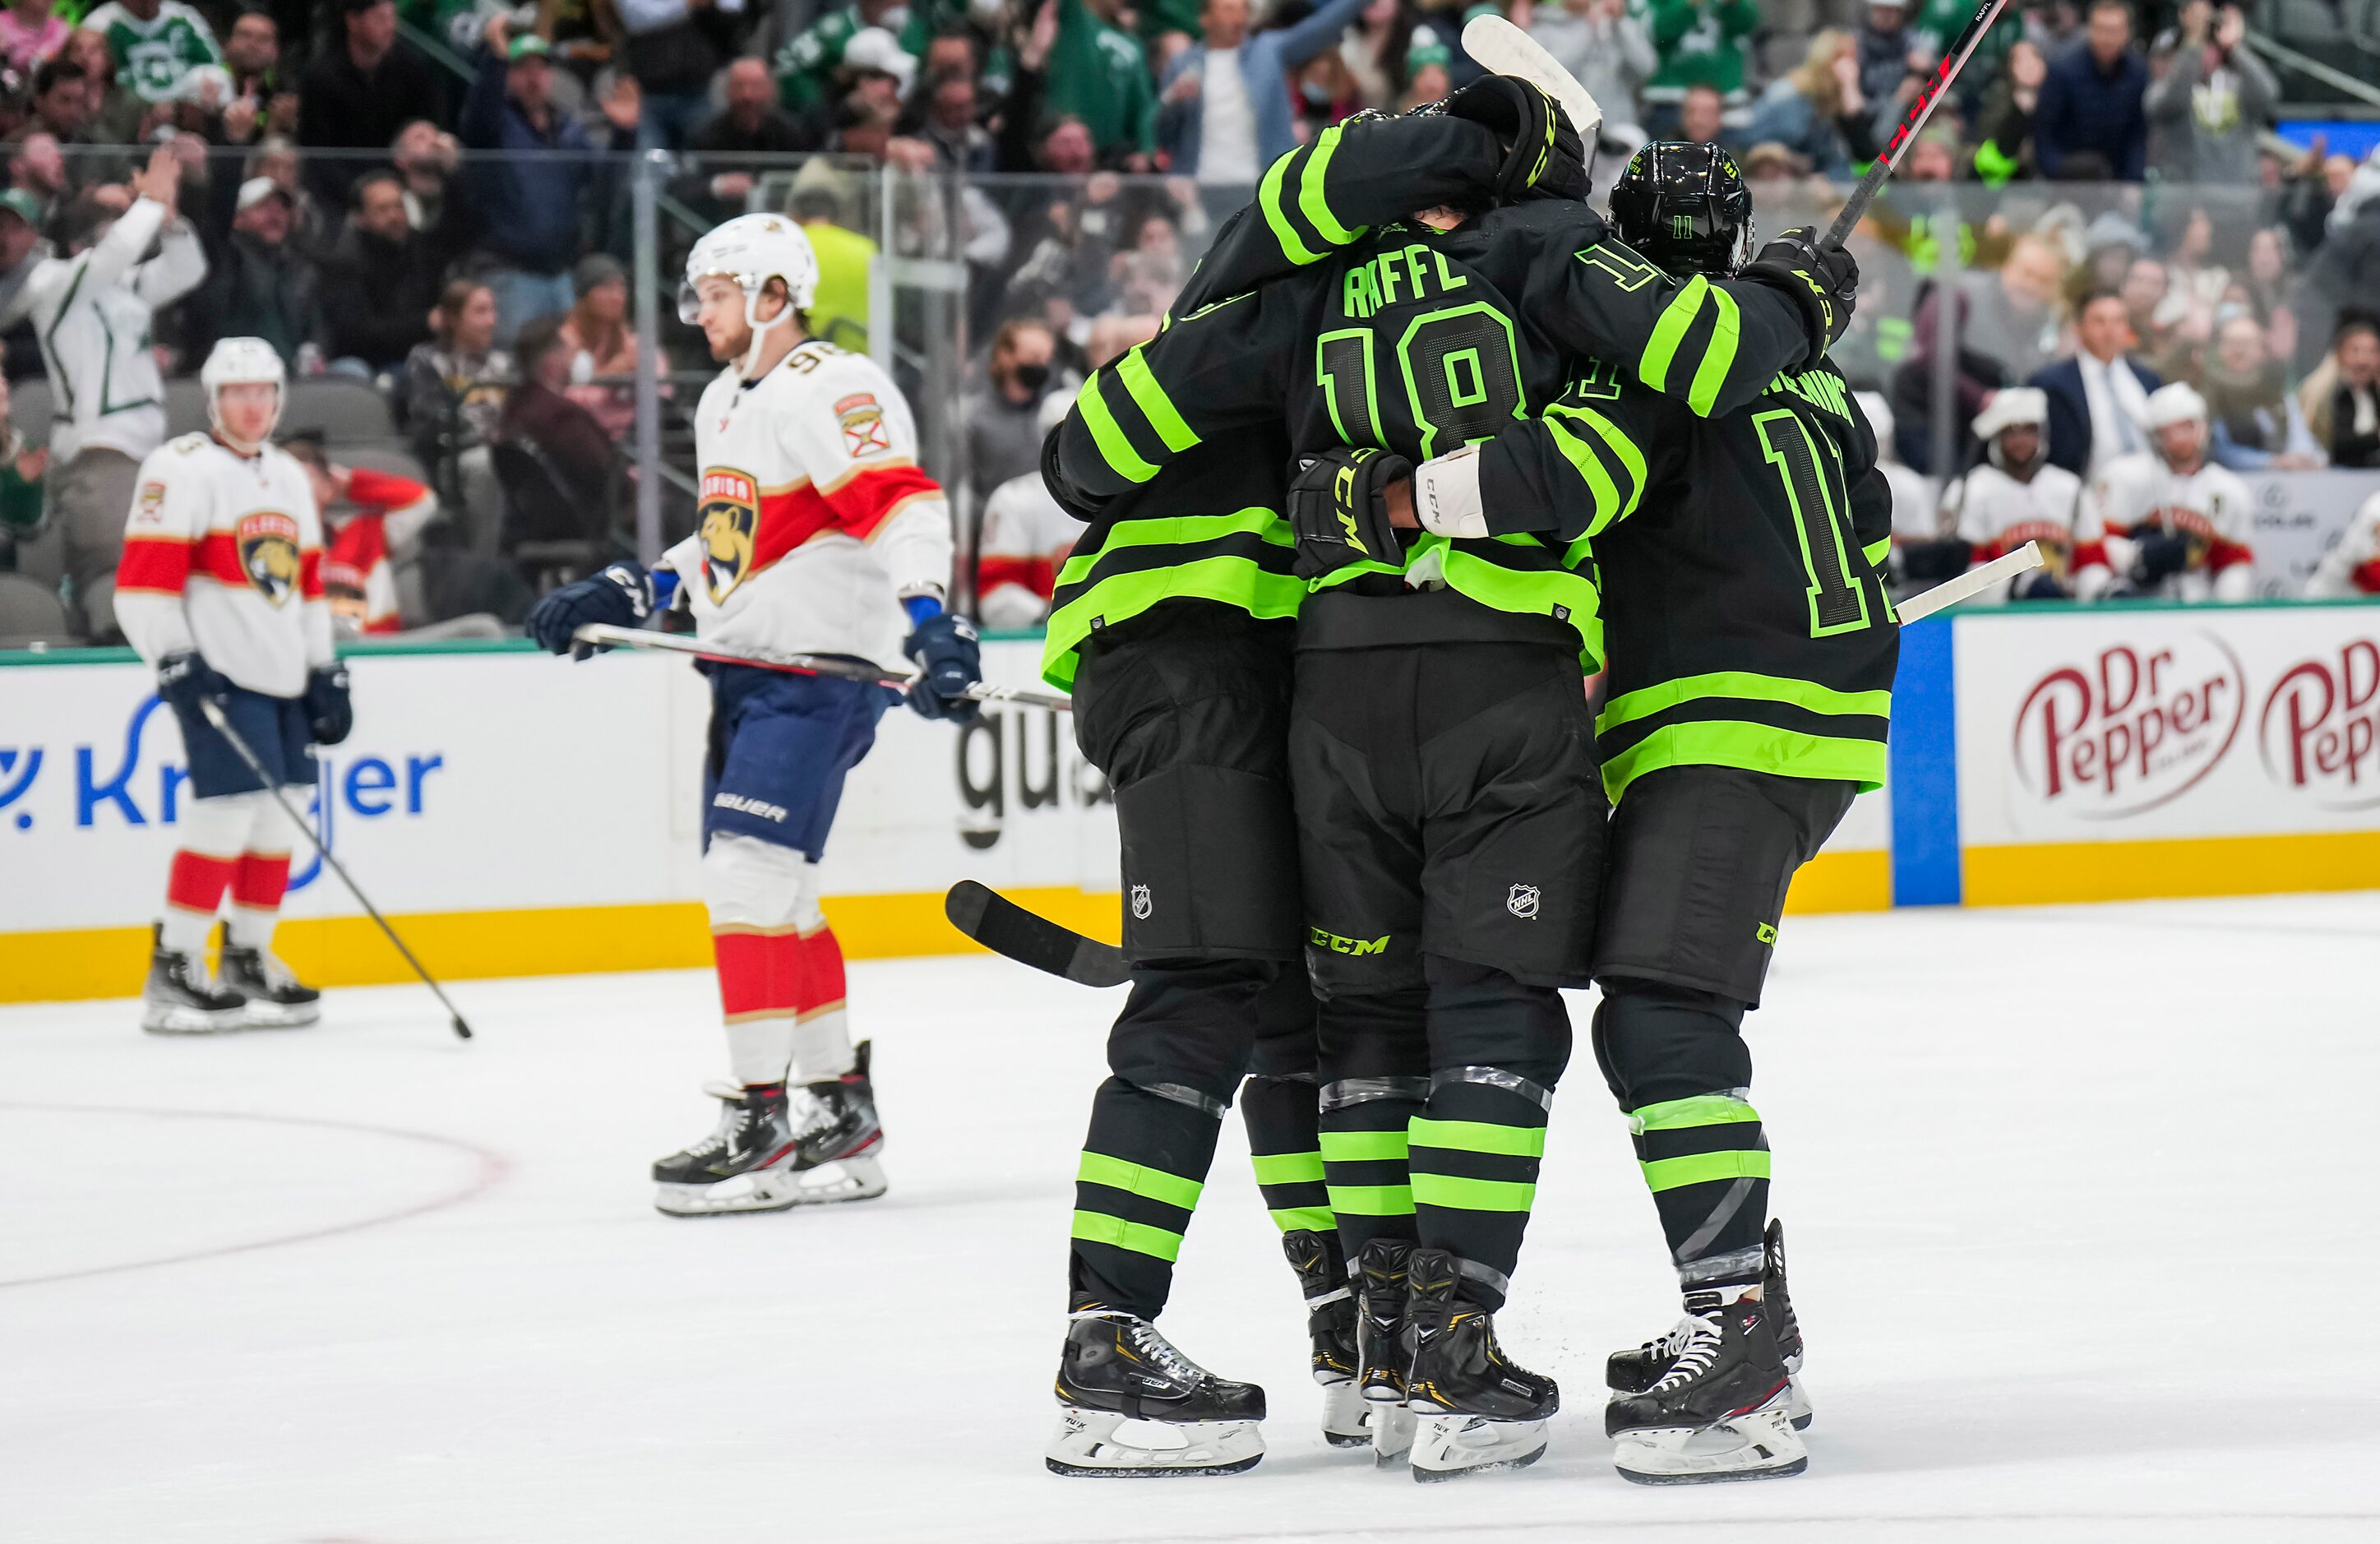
[
  {"x1": 195, "y1": 698, "x2": 475, "y2": 1041},
  {"x1": 1895, "y1": 539, "x2": 2042, "y2": 624},
  {"x1": 944, "y1": 880, "x2": 1129, "y2": 987},
  {"x1": 1822, "y1": 0, "x2": 2008, "y2": 249},
  {"x1": 570, "y1": 623, "x2": 1074, "y2": 712},
  {"x1": 1459, "y1": 15, "x2": 1602, "y2": 137}
]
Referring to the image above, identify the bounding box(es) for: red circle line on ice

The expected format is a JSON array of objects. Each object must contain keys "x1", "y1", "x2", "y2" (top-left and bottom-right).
[{"x1": 0, "y1": 1103, "x2": 508, "y2": 1289}]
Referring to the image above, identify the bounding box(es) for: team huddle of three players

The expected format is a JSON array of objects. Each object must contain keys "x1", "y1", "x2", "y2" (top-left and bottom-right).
[{"x1": 1021, "y1": 82, "x2": 1888, "y2": 1486}]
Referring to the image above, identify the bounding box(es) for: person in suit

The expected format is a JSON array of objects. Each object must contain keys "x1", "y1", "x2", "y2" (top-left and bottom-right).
[{"x1": 2031, "y1": 287, "x2": 2160, "y2": 478}]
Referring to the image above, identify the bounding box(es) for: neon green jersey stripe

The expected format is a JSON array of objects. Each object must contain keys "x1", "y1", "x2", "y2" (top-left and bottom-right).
[
  {"x1": 1074, "y1": 375, "x2": 1158, "y2": 483},
  {"x1": 1040, "y1": 557, "x2": 1309, "y2": 688},
  {"x1": 1864, "y1": 536, "x2": 1891, "y2": 566},
  {"x1": 1629, "y1": 1094, "x2": 1760, "y2": 1133},
  {"x1": 1269, "y1": 1205, "x2": 1335, "y2": 1233},
  {"x1": 1553, "y1": 402, "x2": 1648, "y2": 535},
  {"x1": 1299, "y1": 124, "x2": 1360, "y2": 245},
  {"x1": 1070, "y1": 1209, "x2": 1185, "y2": 1261},
  {"x1": 1050, "y1": 509, "x2": 1290, "y2": 589},
  {"x1": 1408, "y1": 1118, "x2": 1547, "y2": 1158},
  {"x1": 1686, "y1": 284, "x2": 1742, "y2": 416},
  {"x1": 1320, "y1": 1129, "x2": 1410, "y2": 1162},
  {"x1": 1639, "y1": 275, "x2": 1708, "y2": 395},
  {"x1": 1327, "y1": 1183, "x2": 1415, "y2": 1215},
  {"x1": 1114, "y1": 347, "x2": 1199, "y2": 455},
  {"x1": 1640, "y1": 1149, "x2": 1771, "y2": 1193},
  {"x1": 1250, "y1": 1150, "x2": 1325, "y2": 1186},
  {"x1": 1411, "y1": 1172, "x2": 1537, "y2": 1211},
  {"x1": 1546, "y1": 414, "x2": 1622, "y2": 535},
  {"x1": 1598, "y1": 670, "x2": 1892, "y2": 735},
  {"x1": 1076, "y1": 1152, "x2": 1204, "y2": 1210},
  {"x1": 1259, "y1": 150, "x2": 1323, "y2": 266},
  {"x1": 1602, "y1": 720, "x2": 1888, "y2": 802}
]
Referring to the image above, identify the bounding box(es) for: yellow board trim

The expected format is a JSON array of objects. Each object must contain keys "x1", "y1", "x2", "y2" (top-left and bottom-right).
[
  {"x1": 0, "y1": 888, "x2": 1126, "y2": 1005},
  {"x1": 1963, "y1": 830, "x2": 2380, "y2": 907},
  {"x1": 1783, "y1": 847, "x2": 1892, "y2": 914}
]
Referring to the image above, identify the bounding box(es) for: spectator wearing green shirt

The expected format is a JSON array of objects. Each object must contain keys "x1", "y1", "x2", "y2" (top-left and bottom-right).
[
  {"x1": 1047, "y1": 0, "x2": 1158, "y2": 167},
  {"x1": 1645, "y1": 0, "x2": 1757, "y2": 100},
  {"x1": 775, "y1": 0, "x2": 908, "y2": 111},
  {"x1": 81, "y1": 0, "x2": 221, "y2": 105}
]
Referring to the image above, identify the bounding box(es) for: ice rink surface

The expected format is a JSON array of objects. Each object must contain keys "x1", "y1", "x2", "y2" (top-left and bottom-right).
[{"x1": 7, "y1": 893, "x2": 2380, "y2": 1544}]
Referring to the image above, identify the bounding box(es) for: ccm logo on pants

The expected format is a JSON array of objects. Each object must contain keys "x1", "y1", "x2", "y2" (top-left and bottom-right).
[{"x1": 1310, "y1": 927, "x2": 1389, "y2": 956}]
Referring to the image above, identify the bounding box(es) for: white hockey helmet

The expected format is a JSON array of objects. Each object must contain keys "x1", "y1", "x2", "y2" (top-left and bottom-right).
[
  {"x1": 200, "y1": 336, "x2": 286, "y2": 450},
  {"x1": 682, "y1": 213, "x2": 819, "y2": 323},
  {"x1": 1974, "y1": 386, "x2": 2050, "y2": 471},
  {"x1": 2145, "y1": 381, "x2": 2207, "y2": 431}
]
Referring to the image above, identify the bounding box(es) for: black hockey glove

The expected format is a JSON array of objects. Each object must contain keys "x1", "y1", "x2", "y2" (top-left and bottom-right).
[
  {"x1": 1287, "y1": 446, "x2": 1412, "y2": 580},
  {"x1": 1741, "y1": 227, "x2": 1860, "y2": 362},
  {"x1": 903, "y1": 609, "x2": 982, "y2": 723},
  {"x1": 156, "y1": 650, "x2": 231, "y2": 717},
  {"x1": 2012, "y1": 569, "x2": 2070, "y2": 603},
  {"x1": 2130, "y1": 530, "x2": 2192, "y2": 585},
  {"x1": 1897, "y1": 536, "x2": 1972, "y2": 583},
  {"x1": 1437, "y1": 76, "x2": 1590, "y2": 205},
  {"x1": 304, "y1": 662, "x2": 353, "y2": 746},
  {"x1": 525, "y1": 562, "x2": 654, "y2": 659}
]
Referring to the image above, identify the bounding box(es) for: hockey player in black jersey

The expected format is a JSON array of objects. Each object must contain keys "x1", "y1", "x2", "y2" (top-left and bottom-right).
[
  {"x1": 1376, "y1": 142, "x2": 1899, "y2": 1483},
  {"x1": 1047, "y1": 99, "x2": 1859, "y2": 1482}
]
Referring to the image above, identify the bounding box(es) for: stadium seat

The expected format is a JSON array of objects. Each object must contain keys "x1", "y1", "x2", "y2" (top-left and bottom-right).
[{"x1": 0, "y1": 571, "x2": 71, "y2": 646}]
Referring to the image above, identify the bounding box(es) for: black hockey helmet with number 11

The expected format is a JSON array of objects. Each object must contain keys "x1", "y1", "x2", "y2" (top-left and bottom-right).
[{"x1": 1609, "y1": 142, "x2": 1755, "y2": 280}]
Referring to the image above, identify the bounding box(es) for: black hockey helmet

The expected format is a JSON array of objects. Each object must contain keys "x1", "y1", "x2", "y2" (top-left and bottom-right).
[{"x1": 1609, "y1": 141, "x2": 1755, "y2": 278}]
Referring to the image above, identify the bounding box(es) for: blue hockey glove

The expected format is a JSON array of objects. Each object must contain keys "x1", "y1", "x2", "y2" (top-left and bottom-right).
[
  {"x1": 156, "y1": 650, "x2": 231, "y2": 716},
  {"x1": 2012, "y1": 570, "x2": 2070, "y2": 603},
  {"x1": 2129, "y1": 531, "x2": 2191, "y2": 586},
  {"x1": 903, "y1": 608, "x2": 982, "y2": 723},
  {"x1": 304, "y1": 662, "x2": 354, "y2": 745},
  {"x1": 525, "y1": 562, "x2": 654, "y2": 659}
]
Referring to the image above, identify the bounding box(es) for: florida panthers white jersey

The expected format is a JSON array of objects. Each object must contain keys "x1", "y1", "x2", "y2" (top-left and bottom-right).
[
  {"x1": 115, "y1": 432, "x2": 332, "y2": 698},
  {"x1": 663, "y1": 340, "x2": 953, "y2": 670},
  {"x1": 2083, "y1": 452, "x2": 2257, "y2": 601},
  {"x1": 1944, "y1": 461, "x2": 2094, "y2": 599},
  {"x1": 2305, "y1": 490, "x2": 2380, "y2": 599}
]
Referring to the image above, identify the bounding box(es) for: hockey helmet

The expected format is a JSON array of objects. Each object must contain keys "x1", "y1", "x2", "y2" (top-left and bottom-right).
[
  {"x1": 2145, "y1": 381, "x2": 2208, "y2": 430},
  {"x1": 1973, "y1": 386, "x2": 2050, "y2": 471},
  {"x1": 682, "y1": 214, "x2": 820, "y2": 324},
  {"x1": 200, "y1": 336, "x2": 286, "y2": 451},
  {"x1": 1609, "y1": 141, "x2": 1754, "y2": 278}
]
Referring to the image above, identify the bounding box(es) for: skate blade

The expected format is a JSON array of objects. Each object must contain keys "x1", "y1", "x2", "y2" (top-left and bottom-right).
[
  {"x1": 1614, "y1": 1404, "x2": 1808, "y2": 1485},
  {"x1": 1411, "y1": 1413, "x2": 1548, "y2": 1482},
  {"x1": 1320, "y1": 1380, "x2": 1370, "y2": 1448},
  {"x1": 240, "y1": 1001, "x2": 320, "y2": 1029},
  {"x1": 1370, "y1": 1403, "x2": 1416, "y2": 1468},
  {"x1": 654, "y1": 1154, "x2": 889, "y2": 1217},
  {"x1": 1045, "y1": 1408, "x2": 1263, "y2": 1477},
  {"x1": 1788, "y1": 1371, "x2": 1814, "y2": 1431},
  {"x1": 141, "y1": 1002, "x2": 246, "y2": 1034}
]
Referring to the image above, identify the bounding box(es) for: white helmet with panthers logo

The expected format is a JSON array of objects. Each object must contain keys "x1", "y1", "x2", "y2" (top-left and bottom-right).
[
  {"x1": 682, "y1": 213, "x2": 820, "y2": 372},
  {"x1": 200, "y1": 336, "x2": 287, "y2": 451}
]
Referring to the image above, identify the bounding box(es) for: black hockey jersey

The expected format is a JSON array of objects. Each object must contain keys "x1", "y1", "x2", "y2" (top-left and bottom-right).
[{"x1": 1467, "y1": 361, "x2": 1899, "y2": 797}]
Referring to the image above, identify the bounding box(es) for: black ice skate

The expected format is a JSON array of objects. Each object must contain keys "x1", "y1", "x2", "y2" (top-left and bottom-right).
[
  {"x1": 1047, "y1": 1306, "x2": 1267, "y2": 1477},
  {"x1": 781, "y1": 1038, "x2": 889, "y2": 1204},
  {"x1": 139, "y1": 924, "x2": 246, "y2": 1034},
  {"x1": 1607, "y1": 1220, "x2": 1810, "y2": 1429},
  {"x1": 1280, "y1": 1228, "x2": 1367, "y2": 1449},
  {"x1": 651, "y1": 1043, "x2": 887, "y2": 1217},
  {"x1": 1352, "y1": 1237, "x2": 1420, "y2": 1466},
  {"x1": 1401, "y1": 1248, "x2": 1558, "y2": 1482},
  {"x1": 1606, "y1": 1286, "x2": 1806, "y2": 1484},
  {"x1": 218, "y1": 942, "x2": 321, "y2": 1028}
]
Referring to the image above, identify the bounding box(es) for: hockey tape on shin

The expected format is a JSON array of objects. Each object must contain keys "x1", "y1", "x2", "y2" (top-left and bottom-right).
[{"x1": 704, "y1": 834, "x2": 811, "y2": 1084}]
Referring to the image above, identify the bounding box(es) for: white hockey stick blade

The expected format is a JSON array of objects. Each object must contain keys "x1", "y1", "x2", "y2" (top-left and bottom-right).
[
  {"x1": 1460, "y1": 14, "x2": 1602, "y2": 137},
  {"x1": 1896, "y1": 540, "x2": 2043, "y2": 624},
  {"x1": 570, "y1": 623, "x2": 1074, "y2": 711}
]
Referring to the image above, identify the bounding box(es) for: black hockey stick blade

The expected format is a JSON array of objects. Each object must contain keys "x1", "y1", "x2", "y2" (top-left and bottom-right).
[{"x1": 945, "y1": 881, "x2": 1130, "y2": 988}]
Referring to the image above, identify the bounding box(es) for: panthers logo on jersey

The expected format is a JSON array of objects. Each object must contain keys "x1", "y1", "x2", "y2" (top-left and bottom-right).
[
  {"x1": 697, "y1": 469, "x2": 760, "y2": 602},
  {"x1": 235, "y1": 512, "x2": 303, "y2": 608}
]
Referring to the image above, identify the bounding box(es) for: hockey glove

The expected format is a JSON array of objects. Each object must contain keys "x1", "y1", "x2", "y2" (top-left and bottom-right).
[
  {"x1": 2130, "y1": 530, "x2": 2192, "y2": 585},
  {"x1": 304, "y1": 662, "x2": 354, "y2": 746},
  {"x1": 525, "y1": 562, "x2": 654, "y2": 659},
  {"x1": 1438, "y1": 76, "x2": 1590, "y2": 205},
  {"x1": 156, "y1": 651, "x2": 231, "y2": 717},
  {"x1": 903, "y1": 609, "x2": 982, "y2": 723},
  {"x1": 1287, "y1": 446, "x2": 1412, "y2": 580},
  {"x1": 1897, "y1": 537, "x2": 1973, "y2": 583},
  {"x1": 2012, "y1": 570, "x2": 2071, "y2": 603},
  {"x1": 1741, "y1": 227, "x2": 1860, "y2": 362}
]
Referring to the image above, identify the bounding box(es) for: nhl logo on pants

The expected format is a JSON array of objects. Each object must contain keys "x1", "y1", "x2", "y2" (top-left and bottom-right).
[
  {"x1": 1506, "y1": 884, "x2": 1540, "y2": 920},
  {"x1": 1130, "y1": 885, "x2": 1153, "y2": 920}
]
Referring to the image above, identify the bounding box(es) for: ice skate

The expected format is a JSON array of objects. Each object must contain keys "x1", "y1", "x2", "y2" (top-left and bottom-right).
[
  {"x1": 1352, "y1": 1237, "x2": 1419, "y2": 1466},
  {"x1": 1608, "y1": 1220, "x2": 1810, "y2": 1429},
  {"x1": 1047, "y1": 1306, "x2": 1265, "y2": 1477},
  {"x1": 218, "y1": 941, "x2": 321, "y2": 1028},
  {"x1": 1607, "y1": 1286, "x2": 1807, "y2": 1485},
  {"x1": 651, "y1": 1042, "x2": 887, "y2": 1216},
  {"x1": 139, "y1": 924, "x2": 246, "y2": 1034},
  {"x1": 1280, "y1": 1228, "x2": 1367, "y2": 1449},
  {"x1": 1400, "y1": 1248, "x2": 1556, "y2": 1482}
]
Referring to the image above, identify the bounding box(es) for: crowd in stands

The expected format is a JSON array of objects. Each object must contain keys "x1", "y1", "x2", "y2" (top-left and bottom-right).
[{"x1": 0, "y1": 0, "x2": 2371, "y2": 644}]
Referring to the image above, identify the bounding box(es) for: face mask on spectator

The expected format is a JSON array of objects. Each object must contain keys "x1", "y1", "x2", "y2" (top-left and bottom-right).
[{"x1": 1010, "y1": 361, "x2": 1051, "y2": 394}]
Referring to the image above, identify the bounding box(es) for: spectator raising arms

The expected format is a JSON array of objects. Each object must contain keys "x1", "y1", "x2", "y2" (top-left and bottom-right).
[
  {"x1": 1529, "y1": 0, "x2": 1656, "y2": 141},
  {"x1": 6, "y1": 147, "x2": 204, "y2": 640},
  {"x1": 1158, "y1": 0, "x2": 1370, "y2": 187},
  {"x1": 614, "y1": 0, "x2": 744, "y2": 154},
  {"x1": 1047, "y1": 0, "x2": 1158, "y2": 168},
  {"x1": 460, "y1": 21, "x2": 595, "y2": 346},
  {"x1": 2144, "y1": 2, "x2": 2275, "y2": 187},
  {"x1": 2036, "y1": 0, "x2": 2148, "y2": 182},
  {"x1": 81, "y1": 0, "x2": 220, "y2": 105},
  {"x1": 776, "y1": 0, "x2": 908, "y2": 112},
  {"x1": 1644, "y1": 0, "x2": 1758, "y2": 101},
  {"x1": 298, "y1": 0, "x2": 441, "y2": 213}
]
